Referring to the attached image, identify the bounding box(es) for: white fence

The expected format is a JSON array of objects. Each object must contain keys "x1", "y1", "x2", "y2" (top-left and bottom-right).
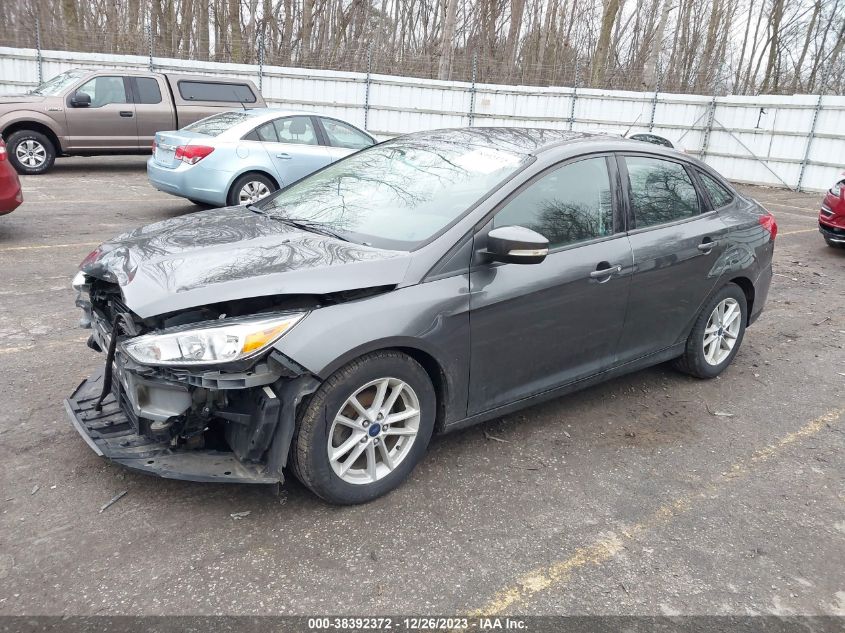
[{"x1": 1, "y1": 45, "x2": 843, "y2": 192}]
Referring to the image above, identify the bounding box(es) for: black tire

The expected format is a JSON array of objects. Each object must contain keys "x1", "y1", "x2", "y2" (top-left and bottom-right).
[
  {"x1": 290, "y1": 351, "x2": 436, "y2": 504},
  {"x1": 6, "y1": 129, "x2": 56, "y2": 175},
  {"x1": 226, "y1": 173, "x2": 276, "y2": 206},
  {"x1": 673, "y1": 283, "x2": 747, "y2": 379}
]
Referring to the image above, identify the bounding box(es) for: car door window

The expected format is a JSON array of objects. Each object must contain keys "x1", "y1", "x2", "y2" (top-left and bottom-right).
[
  {"x1": 247, "y1": 121, "x2": 278, "y2": 143},
  {"x1": 76, "y1": 76, "x2": 128, "y2": 107},
  {"x1": 135, "y1": 78, "x2": 162, "y2": 104},
  {"x1": 624, "y1": 156, "x2": 699, "y2": 228},
  {"x1": 697, "y1": 170, "x2": 734, "y2": 208},
  {"x1": 273, "y1": 116, "x2": 318, "y2": 145},
  {"x1": 493, "y1": 157, "x2": 614, "y2": 249},
  {"x1": 320, "y1": 118, "x2": 373, "y2": 150}
]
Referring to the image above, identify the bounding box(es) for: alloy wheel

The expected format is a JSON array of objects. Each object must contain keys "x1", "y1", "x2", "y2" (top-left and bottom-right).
[
  {"x1": 238, "y1": 181, "x2": 271, "y2": 204},
  {"x1": 327, "y1": 377, "x2": 421, "y2": 485},
  {"x1": 702, "y1": 297, "x2": 741, "y2": 366},
  {"x1": 15, "y1": 139, "x2": 47, "y2": 168}
]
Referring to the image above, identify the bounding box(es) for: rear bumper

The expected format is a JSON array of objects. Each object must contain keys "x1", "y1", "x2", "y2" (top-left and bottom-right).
[
  {"x1": 0, "y1": 170, "x2": 22, "y2": 215},
  {"x1": 749, "y1": 263, "x2": 772, "y2": 327},
  {"x1": 146, "y1": 157, "x2": 228, "y2": 206},
  {"x1": 64, "y1": 366, "x2": 281, "y2": 484}
]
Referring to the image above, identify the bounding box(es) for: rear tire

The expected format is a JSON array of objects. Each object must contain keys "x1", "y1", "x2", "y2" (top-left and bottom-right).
[
  {"x1": 673, "y1": 283, "x2": 747, "y2": 379},
  {"x1": 227, "y1": 173, "x2": 276, "y2": 206},
  {"x1": 7, "y1": 130, "x2": 56, "y2": 175},
  {"x1": 290, "y1": 351, "x2": 436, "y2": 504}
]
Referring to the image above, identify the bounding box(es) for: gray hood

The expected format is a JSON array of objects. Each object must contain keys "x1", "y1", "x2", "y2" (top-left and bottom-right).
[{"x1": 80, "y1": 206, "x2": 412, "y2": 318}]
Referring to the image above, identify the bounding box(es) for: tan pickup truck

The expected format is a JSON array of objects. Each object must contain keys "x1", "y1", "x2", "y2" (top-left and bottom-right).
[{"x1": 0, "y1": 68, "x2": 266, "y2": 174}]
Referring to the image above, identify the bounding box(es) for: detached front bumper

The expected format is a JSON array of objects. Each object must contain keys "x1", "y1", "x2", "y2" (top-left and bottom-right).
[{"x1": 64, "y1": 366, "x2": 281, "y2": 484}]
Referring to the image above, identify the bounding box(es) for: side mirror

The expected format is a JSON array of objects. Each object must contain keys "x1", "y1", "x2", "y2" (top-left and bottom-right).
[
  {"x1": 484, "y1": 225, "x2": 549, "y2": 265},
  {"x1": 70, "y1": 91, "x2": 91, "y2": 107}
]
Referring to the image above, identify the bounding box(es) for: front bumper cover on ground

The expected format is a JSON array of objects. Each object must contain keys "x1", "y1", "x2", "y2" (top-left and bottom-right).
[{"x1": 64, "y1": 366, "x2": 281, "y2": 484}]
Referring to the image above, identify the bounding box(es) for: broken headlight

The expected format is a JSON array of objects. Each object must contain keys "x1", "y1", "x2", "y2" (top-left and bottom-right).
[{"x1": 122, "y1": 313, "x2": 306, "y2": 366}]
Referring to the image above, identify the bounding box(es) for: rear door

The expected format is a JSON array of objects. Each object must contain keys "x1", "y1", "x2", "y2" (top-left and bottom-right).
[
  {"x1": 130, "y1": 77, "x2": 175, "y2": 150},
  {"x1": 316, "y1": 117, "x2": 375, "y2": 161},
  {"x1": 467, "y1": 155, "x2": 633, "y2": 414},
  {"x1": 615, "y1": 153, "x2": 731, "y2": 363},
  {"x1": 249, "y1": 116, "x2": 332, "y2": 186},
  {"x1": 64, "y1": 75, "x2": 136, "y2": 150}
]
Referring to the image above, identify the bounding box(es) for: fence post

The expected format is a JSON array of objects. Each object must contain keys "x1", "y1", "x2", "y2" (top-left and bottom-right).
[
  {"x1": 35, "y1": 14, "x2": 43, "y2": 85},
  {"x1": 258, "y1": 28, "x2": 265, "y2": 93},
  {"x1": 648, "y1": 60, "x2": 661, "y2": 132},
  {"x1": 364, "y1": 44, "x2": 373, "y2": 131},
  {"x1": 797, "y1": 92, "x2": 824, "y2": 192},
  {"x1": 468, "y1": 52, "x2": 478, "y2": 126},
  {"x1": 700, "y1": 93, "x2": 718, "y2": 162},
  {"x1": 568, "y1": 58, "x2": 579, "y2": 131},
  {"x1": 146, "y1": 24, "x2": 154, "y2": 72}
]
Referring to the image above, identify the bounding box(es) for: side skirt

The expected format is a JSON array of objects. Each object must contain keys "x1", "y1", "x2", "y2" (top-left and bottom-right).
[{"x1": 444, "y1": 343, "x2": 685, "y2": 433}]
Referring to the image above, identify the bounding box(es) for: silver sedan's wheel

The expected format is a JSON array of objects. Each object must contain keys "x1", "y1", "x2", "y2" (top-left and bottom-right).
[
  {"x1": 238, "y1": 180, "x2": 271, "y2": 204},
  {"x1": 327, "y1": 377, "x2": 421, "y2": 485},
  {"x1": 15, "y1": 139, "x2": 47, "y2": 168},
  {"x1": 702, "y1": 297, "x2": 741, "y2": 366}
]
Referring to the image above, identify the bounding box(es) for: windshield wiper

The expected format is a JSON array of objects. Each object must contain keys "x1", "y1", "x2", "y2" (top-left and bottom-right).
[{"x1": 246, "y1": 205, "x2": 350, "y2": 242}]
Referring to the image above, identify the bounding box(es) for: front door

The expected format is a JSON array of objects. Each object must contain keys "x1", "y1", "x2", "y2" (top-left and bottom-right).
[
  {"x1": 64, "y1": 75, "x2": 136, "y2": 150},
  {"x1": 615, "y1": 153, "x2": 731, "y2": 363},
  {"x1": 468, "y1": 155, "x2": 633, "y2": 415}
]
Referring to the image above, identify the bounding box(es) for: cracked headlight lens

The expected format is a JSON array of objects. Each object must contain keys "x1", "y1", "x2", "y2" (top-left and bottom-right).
[{"x1": 122, "y1": 313, "x2": 305, "y2": 366}]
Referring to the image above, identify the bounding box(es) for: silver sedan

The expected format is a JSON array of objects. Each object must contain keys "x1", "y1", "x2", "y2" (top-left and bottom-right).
[{"x1": 147, "y1": 108, "x2": 375, "y2": 207}]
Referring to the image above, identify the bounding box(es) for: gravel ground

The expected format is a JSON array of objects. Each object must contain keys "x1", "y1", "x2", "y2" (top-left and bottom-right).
[{"x1": 0, "y1": 156, "x2": 842, "y2": 617}]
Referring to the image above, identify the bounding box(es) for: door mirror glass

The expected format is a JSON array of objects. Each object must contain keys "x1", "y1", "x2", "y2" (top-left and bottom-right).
[
  {"x1": 484, "y1": 225, "x2": 549, "y2": 264},
  {"x1": 70, "y1": 90, "x2": 91, "y2": 107}
]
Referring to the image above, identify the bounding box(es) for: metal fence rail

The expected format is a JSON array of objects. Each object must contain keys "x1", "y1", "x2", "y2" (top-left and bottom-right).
[{"x1": 0, "y1": 45, "x2": 843, "y2": 192}]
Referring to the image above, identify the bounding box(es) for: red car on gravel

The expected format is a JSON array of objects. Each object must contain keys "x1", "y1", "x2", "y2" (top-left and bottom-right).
[
  {"x1": 0, "y1": 138, "x2": 23, "y2": 214},
  {"x1": 819, "y1": 172, "x2": 845, "y2": 248}
]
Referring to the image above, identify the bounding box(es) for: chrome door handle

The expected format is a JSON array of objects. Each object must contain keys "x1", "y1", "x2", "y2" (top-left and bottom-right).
[
  {"x1": 589, "y1": 264, "x2": 622, "y2": 279},
  {"x1": 119, "y1": 110, "x2": 134, "y2": 118},
  {"x1": 275, "y1": 153, "x2": 292, "y2": 159},
  {"x1": 697, "y1": 240, "x2": 718, "y2": 252}
]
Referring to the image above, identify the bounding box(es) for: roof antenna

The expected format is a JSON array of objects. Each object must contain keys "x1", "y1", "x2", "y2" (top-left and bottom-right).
[{"x1": 622, "y1": 112, "x2": 642, "y2": 138}]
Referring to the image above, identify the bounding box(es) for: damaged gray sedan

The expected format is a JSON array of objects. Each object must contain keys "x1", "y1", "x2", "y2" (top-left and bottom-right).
[{"x1": 67, "y1": 128, "x2": 775, "y2": 504}]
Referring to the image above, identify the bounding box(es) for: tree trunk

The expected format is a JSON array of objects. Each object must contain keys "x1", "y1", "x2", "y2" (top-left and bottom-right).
[
  {"x1": 590, "y1": 0, "x2": 622, "y2": 87},
  {"x1": 437, "y1": 0, "x2": 458, "y2": 79}
]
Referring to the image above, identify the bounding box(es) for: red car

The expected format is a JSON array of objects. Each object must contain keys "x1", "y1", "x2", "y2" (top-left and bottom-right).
[
  {"x1": 819, "y1": 172, "x2": 845, "y2": 247},
  {"x1": 0, "y1": 137, "x2": 23, "y2": 214}
]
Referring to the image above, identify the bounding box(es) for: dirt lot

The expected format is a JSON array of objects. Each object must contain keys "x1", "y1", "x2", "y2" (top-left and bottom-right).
[{"x1": 0, "y1": 156, "x2": 842, "y2": 617}]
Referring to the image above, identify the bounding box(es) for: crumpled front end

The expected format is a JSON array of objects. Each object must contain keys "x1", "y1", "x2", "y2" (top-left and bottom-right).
[{"x1": 66, "y1": 274, "x2": 321, "y2": 484}]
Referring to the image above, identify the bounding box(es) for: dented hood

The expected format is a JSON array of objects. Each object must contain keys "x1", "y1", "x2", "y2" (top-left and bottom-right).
[{"x1": 80, "y1": 206, "x2": 412, "y2": 318}]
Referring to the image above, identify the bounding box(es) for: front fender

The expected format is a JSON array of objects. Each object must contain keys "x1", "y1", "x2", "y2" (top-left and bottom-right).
[{"x1": 0, "y1": 110, "x2": 65, "y2": 146}]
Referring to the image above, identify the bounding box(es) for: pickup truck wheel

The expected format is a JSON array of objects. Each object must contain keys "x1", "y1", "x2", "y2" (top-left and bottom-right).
[
  {"x1": 290, "y1": 351, "x2": 436, "y2": 504},
  {"x1": 227, "y1": 173, "x2": 276, "y2": 206},
  {"x1": 7, "y1": 130, "x2": 56, "y2": 175}
]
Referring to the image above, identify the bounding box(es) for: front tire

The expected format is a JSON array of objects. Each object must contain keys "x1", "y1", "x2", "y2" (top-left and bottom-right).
[
  {"x1": 7, "y1": 130, "x2": 56, "y2": 175},
  {"x1": 290, "y1": 351, "x2": 436, "y2": 504},
  {"x1": 673, "y1": 283, "x2": 747, "y2": 379}
]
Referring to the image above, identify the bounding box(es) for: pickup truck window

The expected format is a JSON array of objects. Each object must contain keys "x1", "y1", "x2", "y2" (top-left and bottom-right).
[
  {"x1": 178, "y1": 81, "x2": 256, "y2": 104},
  {"x1": 184, "y1": 111, "x2": 256, "y2": 137},
  {"x1": 135, "y1": 78, "x2": 162, "y2": 104},
  {"x1": 76, "y1": 76, "x2": 128, "y2": 108}
]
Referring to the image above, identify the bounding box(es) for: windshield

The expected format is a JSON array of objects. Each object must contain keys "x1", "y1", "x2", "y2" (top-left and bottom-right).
[
  {"x1": 183, "y1": 111, "x2": 257, "y2": 136},
  {"x1": 30, "y1": 70, "x2": 88, "y2": 96},
  {"x1": 258, "y1": 132, "x2": 526, "y2": 250}
]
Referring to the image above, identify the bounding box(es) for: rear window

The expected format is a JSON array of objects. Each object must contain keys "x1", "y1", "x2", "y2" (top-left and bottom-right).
[
  {"x1": 183, "y1": 111, "x2": 256, "y2": 136},
  {"x1": 178, "y1": 80, "x2": 256, "y2": 103}
]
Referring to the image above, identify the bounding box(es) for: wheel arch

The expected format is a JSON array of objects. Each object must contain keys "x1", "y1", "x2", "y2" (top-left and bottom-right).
[
  {"x1": 728, "y1": 276, "x2": 755, "y2": 325},
  {"x1": 312, "y1": 339, "x2": 451, "y2": 434},
  {"x1": 227, "y1": 168, "x2": 280, "y2": 203},
  {"x1": 2, "y1": 119, "x2": 63, "y2": 154}
]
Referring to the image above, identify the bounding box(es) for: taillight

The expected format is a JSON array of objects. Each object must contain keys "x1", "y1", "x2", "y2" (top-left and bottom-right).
[
  {"x1": 759, "y1": 212, "x2": 777, "y2": 241},
  {"x1": 175, "y1": 145, "x2": 214, "y2": 165},
  {"x1": 151, "y1": 140, "x2": 157, "y2": 154}
]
